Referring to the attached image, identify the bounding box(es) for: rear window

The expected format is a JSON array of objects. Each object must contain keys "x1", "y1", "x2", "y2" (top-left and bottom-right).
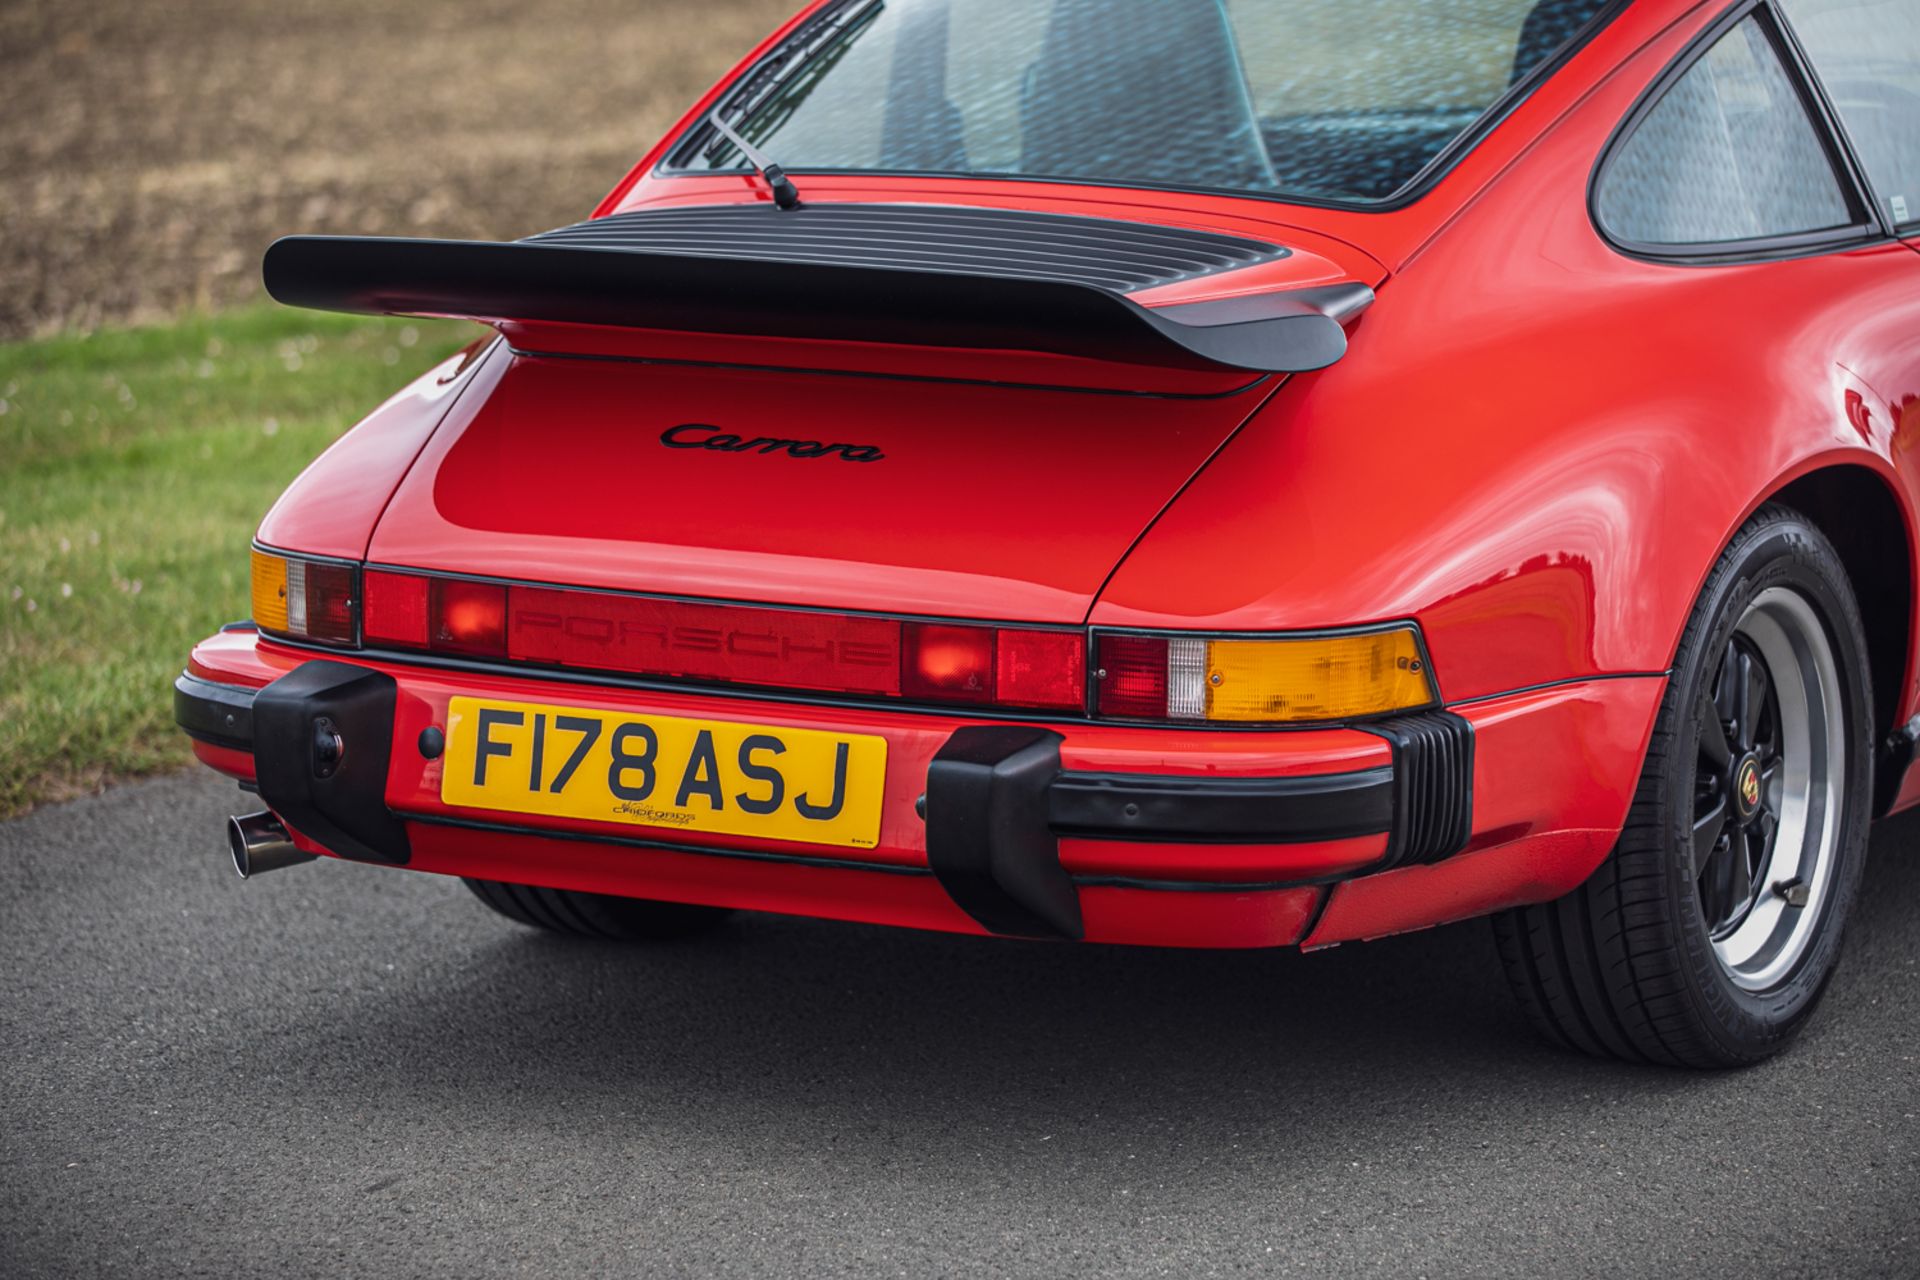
[{"x1": 669, "y1": 0, "x2": 1617, "y2": 204}]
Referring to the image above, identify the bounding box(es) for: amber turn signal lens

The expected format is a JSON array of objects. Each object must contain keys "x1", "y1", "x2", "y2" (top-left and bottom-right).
[
  {"x1": 249, "y1": 549, "x2": 289, "y2": 634},
  {"x1": 1201, "y1": 629, "x2": 1434, "y2": 722}
]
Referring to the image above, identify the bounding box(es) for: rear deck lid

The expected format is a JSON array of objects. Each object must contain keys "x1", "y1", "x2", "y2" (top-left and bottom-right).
[{"x1": 366, "y1": 349, "x2": 1274, "y2": 623}]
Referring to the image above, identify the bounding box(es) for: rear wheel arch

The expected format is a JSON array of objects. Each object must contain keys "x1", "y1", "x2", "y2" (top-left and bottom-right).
[{"x1": 1762, "y1": 464, "x2": 1914, "y2": 761}]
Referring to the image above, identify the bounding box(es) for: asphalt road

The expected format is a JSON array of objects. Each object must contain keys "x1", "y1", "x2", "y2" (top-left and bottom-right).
[{"x1": 2, "y1": 774, "x2": 1915, "y2": 1277}]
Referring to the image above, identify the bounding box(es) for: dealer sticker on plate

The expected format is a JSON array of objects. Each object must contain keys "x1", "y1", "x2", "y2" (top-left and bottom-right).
[{"x1": 440, "y1": 696, "x2": 887, "y2": 849}]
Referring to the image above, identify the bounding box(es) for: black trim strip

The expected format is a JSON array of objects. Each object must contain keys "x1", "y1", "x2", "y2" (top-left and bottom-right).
[
  {"x1": 1049, "y1": 767, "x2": 1393, "y2": 844},
  {"x1": 174, "y1": 671, "x2": 255, "y2": 750},
  {"x1": 1445, "y1": 669, "x2": 1670, "y2": 707}
]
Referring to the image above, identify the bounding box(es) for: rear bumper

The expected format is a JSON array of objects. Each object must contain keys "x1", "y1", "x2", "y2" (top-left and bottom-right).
[{"x1": 178, "y1": 627, "x2": 1663, "y2": 948}]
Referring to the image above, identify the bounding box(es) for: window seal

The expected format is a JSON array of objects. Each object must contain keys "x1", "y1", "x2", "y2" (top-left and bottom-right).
[
  {"x1": 659, "y1": 0, "x2": 1633, "y2": 215},
  {"x1": 1588, "y1": 0, "x2": 1886, "y2": 267}
]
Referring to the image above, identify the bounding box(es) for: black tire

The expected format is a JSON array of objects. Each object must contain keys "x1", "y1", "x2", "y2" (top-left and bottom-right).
[
  {"x1": 1492, "y1": 505, "x2": 1873, "y2": 1068},
  {"x1": 463, "y1": 878, "x2": 734, "y2": 941}
]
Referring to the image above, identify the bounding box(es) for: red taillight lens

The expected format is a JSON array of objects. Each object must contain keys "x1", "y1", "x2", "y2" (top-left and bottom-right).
[
  {"x1": 363, "y1": 570, "x2": 430, "y2": 647},
  {"x1": 902, "y1": 622, "x2": 996, "y2": 703},
  {"x1": 430, "y1": 578, "x2": 507, "y2": 656},
  {"x1": 1094, "y1": 634, "x2": 1168, "y2": 718},
  {"x1": 997, "y1": 627, "x2": 1086, "y2": 711},
  {"x1": 300, "y1": 561, "x2": 358, "y2": 645}
]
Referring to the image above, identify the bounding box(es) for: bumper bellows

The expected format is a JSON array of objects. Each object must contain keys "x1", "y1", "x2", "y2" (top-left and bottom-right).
[{"x1": 1361, "y1": 712, "x2": 1476, "y2": 867}]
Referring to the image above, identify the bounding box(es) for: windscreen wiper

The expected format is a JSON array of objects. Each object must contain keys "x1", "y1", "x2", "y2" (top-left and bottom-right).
[{"x1": 707, "y1": 108, "x2": 802, "y2": 211}]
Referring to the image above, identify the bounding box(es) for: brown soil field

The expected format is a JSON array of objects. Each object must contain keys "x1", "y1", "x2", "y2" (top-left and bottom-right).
[{"x1": 0, "y1": 0, "x2": 795, "y2": 338}]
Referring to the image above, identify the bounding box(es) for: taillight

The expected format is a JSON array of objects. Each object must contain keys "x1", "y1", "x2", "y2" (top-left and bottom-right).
[
  {"x1": 895, "y1": 622, "x2": 1086, "y2": 710},
  {"x1": 364, "y1": 570, "x2": 508, "y2": 658},
  {"x1": 250, "y1": 548, "x2": 356, "y2": 646},
  {"x1": 362, "y1": 569, "x2": 429, "y2": 647},
  {"x1": 1091, "y1": 633, "x2": 1168, "y2": 718},
  {"x1": 430, "y1": 578, "x2": 507, "y2": 657},
  {"x1": 996, "y1": 627, "x2": 1088, "y2": 710},
  {"x1": 901, "y1": 622, "x2": 995, "y2": 703},
  {"x1": 251, "y1": 557, "x2": 1428, "y2": 726},
  {"x1": 1095, "y1": 626, "x2": 1437, "y2": 724}
]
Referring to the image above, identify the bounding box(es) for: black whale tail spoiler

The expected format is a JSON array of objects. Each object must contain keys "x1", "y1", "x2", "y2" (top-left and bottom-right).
[{"x1": 262, "y1": 204, "x2": 1374, "y2": 376}]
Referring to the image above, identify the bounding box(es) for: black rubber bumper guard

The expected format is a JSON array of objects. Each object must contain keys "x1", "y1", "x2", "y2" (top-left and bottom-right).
[
  {"x1": 177, "y1": 662, "x2": 1475, "y2": 935},
  {"x1": 925, "y1": 718, "x2": 1473, "y2": 940},
  {"x1": 177, "y1": 661, "x2": 410, "y2": 865}
]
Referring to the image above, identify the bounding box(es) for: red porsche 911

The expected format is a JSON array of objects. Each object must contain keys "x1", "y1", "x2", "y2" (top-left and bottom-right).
[{"x1": 175, "y1": 0, "x2": 1920, "y2": 1067}]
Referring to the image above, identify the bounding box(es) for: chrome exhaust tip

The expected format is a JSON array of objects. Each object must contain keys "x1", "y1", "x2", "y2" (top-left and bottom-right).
[{"x1": 226, "y1": 811, "x2": 315, "y2": 879}]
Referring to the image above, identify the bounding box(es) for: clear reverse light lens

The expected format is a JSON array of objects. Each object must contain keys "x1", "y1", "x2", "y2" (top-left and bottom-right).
[{"x1": 1166, "y1": 637, "x2": 1208, "y2": 720}]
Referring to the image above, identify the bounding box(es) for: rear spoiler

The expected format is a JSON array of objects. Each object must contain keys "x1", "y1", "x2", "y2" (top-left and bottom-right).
[{"x1": 264, "y1": 231, "x2": 1373, "y2": 376}]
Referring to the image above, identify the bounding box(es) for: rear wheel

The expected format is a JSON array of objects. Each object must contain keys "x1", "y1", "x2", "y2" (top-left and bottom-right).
[
  {"x1": 1492, "y1": 506, "x2": 1872, "y2": 1067},
  {"x1": 464, "y1": 878, "x2": 734, "y2": 941}
]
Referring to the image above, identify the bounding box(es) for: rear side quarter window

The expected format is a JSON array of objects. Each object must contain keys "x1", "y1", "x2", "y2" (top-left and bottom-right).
[
  {"x1": 1593, "y1": 8, "x2": 1867, "y2": 257},
  {"x1": 1776, "y1": 0, "x2": 1920, "y2": 229}
]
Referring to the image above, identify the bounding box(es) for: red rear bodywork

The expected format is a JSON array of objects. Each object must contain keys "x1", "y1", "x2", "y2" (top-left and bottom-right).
[{"x1": 183, "y1": 0, "x2": 1920, "y2": 948}]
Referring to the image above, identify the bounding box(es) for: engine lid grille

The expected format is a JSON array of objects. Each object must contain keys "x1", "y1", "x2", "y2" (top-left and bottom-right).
[{"x1": 523, "y1": 202, "x2": 1286, "y2": 294}]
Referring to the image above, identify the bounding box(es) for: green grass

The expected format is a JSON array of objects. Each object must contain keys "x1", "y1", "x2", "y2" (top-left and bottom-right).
[{"x1": 0, "y1": 305, "x2": 474, "y2": 818}]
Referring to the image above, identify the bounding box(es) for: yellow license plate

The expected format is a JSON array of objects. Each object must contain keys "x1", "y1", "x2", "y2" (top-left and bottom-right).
[{"x1": 440, "y1": 696, "x2": 887, "y2": 849}]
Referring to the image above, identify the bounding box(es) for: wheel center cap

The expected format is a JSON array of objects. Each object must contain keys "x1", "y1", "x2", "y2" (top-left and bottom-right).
[{"x1": 1733, "y1": 754, "x2": 1763, "y2": 820}]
